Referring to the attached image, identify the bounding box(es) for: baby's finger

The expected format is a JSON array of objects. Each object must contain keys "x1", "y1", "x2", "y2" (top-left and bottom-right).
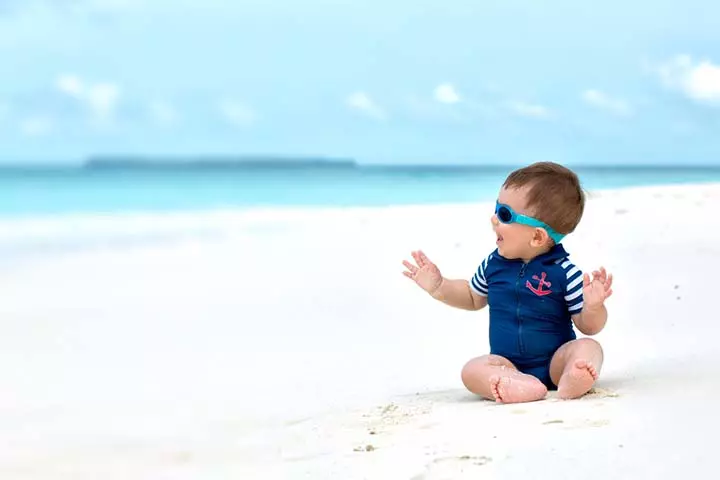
[
  {"x1": 411, "y1": 251, "x2": 424, "y2": 267},
  {"x1": 605, "y1": 273, "x2": 613, "y2": 291},
  {"x1": 583, "y1": 272, "x2": 591, "y2": 288},
  {"x1": 605, "y1": 288, "x2": 613, "y2": 299},
  {"x1": 403, "y1": 260, "x2": 418, "y2": 273},
  {"x1": 418, "y1": 250, "x2": 432, "y2": 267}
]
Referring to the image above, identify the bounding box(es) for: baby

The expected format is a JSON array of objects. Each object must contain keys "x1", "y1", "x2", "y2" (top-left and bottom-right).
[{"x1": 402, "y1": 162, "x2": 612, "y2": 403}]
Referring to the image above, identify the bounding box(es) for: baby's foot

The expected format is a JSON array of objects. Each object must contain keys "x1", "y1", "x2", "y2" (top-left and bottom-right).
[
  {"x1": 489, "y1": 375, "x2": 548, "y2": 404},
  {"x1": 557, "y1": 360, "x2": 599, "y2": 400}
]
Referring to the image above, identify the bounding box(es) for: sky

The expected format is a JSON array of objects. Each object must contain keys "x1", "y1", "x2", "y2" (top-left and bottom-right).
[{"x1": 0, "y1": 0, "x2": 719, "y2": 165}]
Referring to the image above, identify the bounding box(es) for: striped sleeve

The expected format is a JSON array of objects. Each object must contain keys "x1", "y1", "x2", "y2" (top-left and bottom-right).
[
  {"x1": 558, "y1": 258, "x2": 584, "y2": 314},
  {"x1": 469, "y1": 253, "x2": 493, "y2": 297}
]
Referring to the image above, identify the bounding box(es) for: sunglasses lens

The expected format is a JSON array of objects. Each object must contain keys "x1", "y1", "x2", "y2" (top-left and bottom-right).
[{"x1": 497, "y1": 205, "x2": 513, "y2": 223}]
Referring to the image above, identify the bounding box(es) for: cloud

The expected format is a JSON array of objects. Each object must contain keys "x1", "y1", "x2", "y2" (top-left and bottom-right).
[
  {"x1": 508, "y1": 101, "x2": 553, "y2": 119},
  {"x1": 656, "y1": 55, "x2": 720, "y2": 105},
  {"x1": 85, "y1": 82, "x2": 119, "y2": 120},
  {"x1": 56, "y1": 74, "x2": 120, "y2": 123},
  {"x1": 83, "y1": 0, "x2": 142, "y2": 11},
  {"x1": 219, "y1": 100, "x2": 255, "y2": 126},
  {"x1": 346, "y1": 91, "x2": 386, "y2": 120},
  {"x1": 581, "y1": 89, "x2": 632, "y2": 116},
  {"x1": 57, "y1": 74, "x2": 84, "y2": 98},
  {"x1": 0, "y1": 0, "x2": 142, "y2": 15},
  {"x1": 433, "y1": 83, "x2": 460, "y2": 104},
  {"x1": 404, "y1": 94, "x2": 473, "y2": 123},
  {"x1": 20, "y1": 115, "x2": 52, "y2": 136},
  {"x1": 148, "y1": 100, "x2": 178, "y2": 127}
]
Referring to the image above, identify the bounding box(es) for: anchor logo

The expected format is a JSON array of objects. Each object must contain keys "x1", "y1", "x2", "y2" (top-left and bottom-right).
[{"x1": 526, "y1": 272, "x2": 552, "y2": 296}]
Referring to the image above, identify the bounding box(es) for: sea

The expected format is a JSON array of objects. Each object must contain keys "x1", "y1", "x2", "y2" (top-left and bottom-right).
[{"x1": 1, "y1": 163, "x2": 719, "y2": 217}]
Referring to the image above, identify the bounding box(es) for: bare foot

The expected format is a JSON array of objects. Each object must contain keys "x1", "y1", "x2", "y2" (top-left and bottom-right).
[
  {"x1": 557, "y1": 359, "x2": 599, "y2": 399},
  {"x1": 489, "y1": 375, "x2": 548, "y2": 404}
]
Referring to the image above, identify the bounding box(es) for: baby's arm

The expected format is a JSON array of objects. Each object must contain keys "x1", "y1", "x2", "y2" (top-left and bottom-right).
[
  {"x1": 565, "y1": 264, "x2": 612, "y2": 335},
  {"x1": 403, "y1": 250, "x2": 490, "y2": 311},
  {"x1": 571, "y1": 306, "x2": 607, "y2": 336},
  {"x1": 428, "y1": 254, "x2": 492, "y2": 311},
  {"x1": 430, "y1": 279, "x2": 487, "y2": 311}
]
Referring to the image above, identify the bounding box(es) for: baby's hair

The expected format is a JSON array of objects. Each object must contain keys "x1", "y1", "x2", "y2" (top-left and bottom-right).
[{"x1": 503, "y1": 162, "x2": 585, "y2": 235}]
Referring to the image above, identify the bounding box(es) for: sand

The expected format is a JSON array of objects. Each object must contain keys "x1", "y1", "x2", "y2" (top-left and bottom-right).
[{"x1": 0, "y1": 182, "x2": 718, "y2": 479}]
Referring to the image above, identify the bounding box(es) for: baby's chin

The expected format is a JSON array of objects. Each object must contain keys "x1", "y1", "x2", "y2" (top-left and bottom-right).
[
  {"x1": 497, "y1": 244, "x2": 515, "y2": 258},
  {"x1": 497, "y1": 243, "x2": 528, "y2": 260}
]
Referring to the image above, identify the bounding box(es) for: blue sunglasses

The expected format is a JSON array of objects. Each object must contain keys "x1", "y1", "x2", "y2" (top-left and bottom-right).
[{"x1": 495, "y1": 201, "x2": 565, "y2": 243}]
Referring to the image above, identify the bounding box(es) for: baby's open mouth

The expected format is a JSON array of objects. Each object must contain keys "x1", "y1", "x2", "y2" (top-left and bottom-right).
[{"x1": 496, "y1": 234, "x2": 504, "y2": 243}]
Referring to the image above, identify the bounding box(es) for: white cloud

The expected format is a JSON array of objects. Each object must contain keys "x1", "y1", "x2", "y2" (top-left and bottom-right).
[
  {"x1": 56, "y1": 74, "x2": 120, "y2": 123},
  {"x1": 346, "y1": 91, "x2": 386, "y2": 120},
  {"x1": 148, "y1": 100, "x2": 178, "y2": 127},
  {"x1": 433, "y1": 83, "x2": 461, "y2": 104},
  {"x1": 404, "y1": 95, "x2": 473, "y2": 123},
  {"x1": 656, "y1": 55, "x2": 720, "y2": 105},
  {"x1": 508, "y1": 101, "x2": 552, "y2": 119},
  {"x1": 3, "y1": 0, "x2": 144, "y2": 14},
  {"x1": 219, "y1": 100, "x2": 255, "y2": 126},
  {"x1": 86, "y1": 82, "x2": 119, "y2": 120},
  {"x1": 20, "y1": 116, "x2": 52, "y2": 136},
  {"x1": 84, "y1": 0, "x2": 142, "y2": 11},
  {"x1": 56, "y1": 74, "x2": 84, "y2": 98},
  {"x1": 581, "y1": 89, "x2": 632, "y2": 116}
]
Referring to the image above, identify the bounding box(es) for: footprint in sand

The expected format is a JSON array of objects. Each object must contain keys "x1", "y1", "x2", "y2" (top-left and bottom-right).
[
  {"x1": 586, "y1": 387, "x2": 620, "y2": 399},
  {"x1": 559, "y1": 418, "x2": 610, "y2": 430},
  {"x1": 411, "y1": 455, "x2": 492, "y2": 480},
  {"x1": 364, "y1": 401, "x2": 432, "y2": 430}
]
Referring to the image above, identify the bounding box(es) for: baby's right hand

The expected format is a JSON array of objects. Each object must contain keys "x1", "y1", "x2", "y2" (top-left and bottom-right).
[{"x1": 402, "y1": 250, "x2": 444, "y2": 295}]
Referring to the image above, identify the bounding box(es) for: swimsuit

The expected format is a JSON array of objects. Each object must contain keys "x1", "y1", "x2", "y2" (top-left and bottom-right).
[{"x1": 469, "y1": 244, "x2": 584, "y2": 390}]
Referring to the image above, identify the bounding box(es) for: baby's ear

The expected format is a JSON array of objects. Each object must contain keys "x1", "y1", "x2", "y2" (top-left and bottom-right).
[{"x1": 531, "y1": 227, "x2": 550, "y2": 247}]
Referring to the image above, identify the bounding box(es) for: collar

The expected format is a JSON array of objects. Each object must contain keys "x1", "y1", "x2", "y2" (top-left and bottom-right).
[{"x1": 493, "y1": 243, "x2": 569, "y2": 265}]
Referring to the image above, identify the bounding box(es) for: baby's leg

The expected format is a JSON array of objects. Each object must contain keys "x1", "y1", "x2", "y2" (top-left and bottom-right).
[
  {"x1": 461, "y1": 355, "x2": 548, "y2": 404},
  {"x1": 549, "y1": 338, "x2": 603, "y2": 400}
]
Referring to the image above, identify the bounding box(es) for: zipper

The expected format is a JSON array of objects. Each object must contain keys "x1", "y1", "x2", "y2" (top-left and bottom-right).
[{"x1": 516, "y1": 263, "x2": 528, "y2": 354}]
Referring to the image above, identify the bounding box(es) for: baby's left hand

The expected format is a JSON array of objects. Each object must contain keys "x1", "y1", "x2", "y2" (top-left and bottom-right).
[{"x1": 582, "y1": 267, "x2": 613, "y2": 311}]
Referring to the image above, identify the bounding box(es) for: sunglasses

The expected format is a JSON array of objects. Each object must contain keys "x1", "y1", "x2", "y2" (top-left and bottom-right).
[{"x1": 495, "y1": 201, "x2": 565, "y2": 244}]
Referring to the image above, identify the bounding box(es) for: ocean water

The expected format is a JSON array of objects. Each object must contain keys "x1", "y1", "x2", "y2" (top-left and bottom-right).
[{"x1": 1, "y1": 164, "x2": 719, "y2": 217}]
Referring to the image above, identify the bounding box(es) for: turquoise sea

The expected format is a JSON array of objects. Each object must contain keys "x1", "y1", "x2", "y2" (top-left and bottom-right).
[{"x1": 1, "y1": 163, "x2": 720, "y2": 217}]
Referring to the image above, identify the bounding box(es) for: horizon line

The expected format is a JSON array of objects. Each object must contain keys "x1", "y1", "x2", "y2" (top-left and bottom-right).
[{"x1": 0, "y1": 157, "x2": 717, "y2": 170}]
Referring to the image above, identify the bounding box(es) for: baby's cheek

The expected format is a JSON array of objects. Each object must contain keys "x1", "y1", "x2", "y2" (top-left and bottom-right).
[{"x1": 501, "y1": 224, "x2": 524, "y2": 242}]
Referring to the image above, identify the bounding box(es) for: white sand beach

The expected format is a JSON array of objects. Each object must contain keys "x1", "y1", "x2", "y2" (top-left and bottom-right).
[{"x1": 1, "y1": 182, "x2": 719, "y2": 479}]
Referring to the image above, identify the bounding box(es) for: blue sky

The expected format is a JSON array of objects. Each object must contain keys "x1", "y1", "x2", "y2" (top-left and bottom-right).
[{"x1": 1, "y1": 0, "x2": 719, "y2": 165}]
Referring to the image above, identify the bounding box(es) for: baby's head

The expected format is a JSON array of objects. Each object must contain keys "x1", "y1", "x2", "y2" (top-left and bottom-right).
[{"x1": 492, "y1": 161, "x2": 585, "y2": 261}]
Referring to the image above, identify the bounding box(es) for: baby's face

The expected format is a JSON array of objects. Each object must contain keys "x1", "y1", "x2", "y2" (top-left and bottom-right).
[{"x1": 491, "y1": 186, "x2": 543, "y2": 260}]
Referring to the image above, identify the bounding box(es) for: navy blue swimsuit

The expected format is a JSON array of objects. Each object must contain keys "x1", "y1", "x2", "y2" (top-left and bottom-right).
[{"x1": 469, "y1": 244, "x2": 584, "y2": 389}]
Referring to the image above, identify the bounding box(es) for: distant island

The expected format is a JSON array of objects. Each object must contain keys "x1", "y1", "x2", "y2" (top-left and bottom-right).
[
  {"x1": 0, "y1": 157, "x2": 716, "y2": 172},
  {"x1": 83, "y1": 156, "x2": 358, "y2": 170}
]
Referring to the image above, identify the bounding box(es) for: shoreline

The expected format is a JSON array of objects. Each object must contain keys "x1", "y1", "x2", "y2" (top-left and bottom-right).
[
  {"x1": 0, "y1": 180, "x2": 718, "y2": 221},
  {"x1": 1, "y1": 181, "x2": 717, "y2": 260}
]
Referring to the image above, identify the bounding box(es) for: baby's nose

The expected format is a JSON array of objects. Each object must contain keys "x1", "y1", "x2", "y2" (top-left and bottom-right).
[{"x1": 490, "y1": 214, "x2": 499, "y2": 226}]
